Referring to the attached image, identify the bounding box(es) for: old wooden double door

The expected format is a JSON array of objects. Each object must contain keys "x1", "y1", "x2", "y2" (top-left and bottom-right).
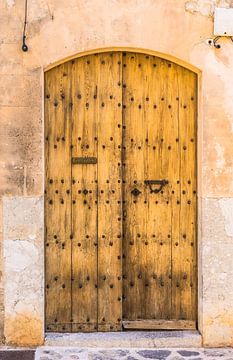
[{"x1": 45, "y1": 51, "x2": 197, "y2": 332}]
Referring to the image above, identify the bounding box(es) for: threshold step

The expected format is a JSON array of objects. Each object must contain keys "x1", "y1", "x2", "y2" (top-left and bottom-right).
[{"x1": 45, "y1": 330, "x2": 202, "y2": 348}]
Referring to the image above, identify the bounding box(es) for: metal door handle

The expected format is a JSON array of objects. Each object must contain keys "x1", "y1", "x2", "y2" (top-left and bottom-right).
[{"x1": 144, "y1": 179, "x2": 168, "y2": 193}]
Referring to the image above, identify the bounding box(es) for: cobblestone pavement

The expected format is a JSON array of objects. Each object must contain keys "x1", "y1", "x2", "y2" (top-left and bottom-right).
[{"x1": 35, "y1": 347, "x2": 233, "y2": 360}]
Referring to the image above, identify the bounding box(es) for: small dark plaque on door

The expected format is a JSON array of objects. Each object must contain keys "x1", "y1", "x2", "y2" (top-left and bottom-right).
[{"x1": 72, "y1": 157, "x2": 97, "y2": 164}]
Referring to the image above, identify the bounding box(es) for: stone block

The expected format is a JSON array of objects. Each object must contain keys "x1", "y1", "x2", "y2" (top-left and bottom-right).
[
  {"x1": 3, "y1": 197, "x2": 44, "y2": 346},
  {"x1": 201, "y1": 198, "x2": 233, "y2": 347}
]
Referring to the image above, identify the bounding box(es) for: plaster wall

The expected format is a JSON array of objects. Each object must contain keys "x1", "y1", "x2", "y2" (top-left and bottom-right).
[{"x1": 1, "y1": 0, "x2": 233, "y2": 347}]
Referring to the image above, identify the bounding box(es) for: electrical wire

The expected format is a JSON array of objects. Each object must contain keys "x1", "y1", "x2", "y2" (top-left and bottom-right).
[{"x1": 22, "y1": 0, "x2": 28, "y2": 52}]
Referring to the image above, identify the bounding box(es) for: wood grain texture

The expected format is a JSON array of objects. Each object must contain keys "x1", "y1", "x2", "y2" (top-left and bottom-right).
[
  {"x1": 122, "y1": 52, "x2": 197, "y2": 325},
  {"x1": 45, "y1": 51, "x2": 197, "y2": 332},
  {"x1": 171, "y1": 67, "x2": 197, "y2": 321},
  {"x1": 122, "y1": 53, "x2": 172, "y2": 321},
  {"x1": 45, "y1": 63, "x2": 72, "y2": 332},
  {"x1": 71, "y1": 55, "x2": 98, "y2": 332},
  {"x1": 97, "y1": 52, "x2": 123, "y2": 331},
  {"x1": 123, "y1": 320, "x2": 196, "y2": 330}
]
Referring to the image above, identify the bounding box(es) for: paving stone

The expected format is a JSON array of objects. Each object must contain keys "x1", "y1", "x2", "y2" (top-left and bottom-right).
[
  {"x1": 177, "y1": 350, "x2": 200, "y2": 357},
  {"x1": 204, "y1": 349, "x2": 231, "y2": 357},
  {"x1": 89, "y1": 349, "x2": 130, "y2": 359},
  {"x1": 137, "y1": 349, "x2": 171, "y2": 359},
  {"x1": 89, "y1": 355, "x2": 106, "y2": 360},
  {"x1": 99, "y1": 349, "x2": 129, "y2": 356},
  {"x1": 40, "y1": 350, "x2": 62, "y2": 359}
]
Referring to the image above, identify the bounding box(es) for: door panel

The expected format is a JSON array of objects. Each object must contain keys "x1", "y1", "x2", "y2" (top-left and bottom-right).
[
  {"x1": 45, "y1": 51, "x2": 197, "y2": 332},
  {"x1": 171, "y1": 68, "x2": 197, "y2": 321},
  {"x1": 71, "y1": 55, "x2": 99, "y2": 332},
  {"x1": 122, "y1": 53, "x2": 172, "y2": 322},
  {"x1": 45, "y1": 63, "x2": 72, "y2": 332},
  {"x1": 97, "y1": 53, "x2": 123, "y2": 331},
  {"x1": 122, "y1": 53, "x2": 197, "y2": 326}
]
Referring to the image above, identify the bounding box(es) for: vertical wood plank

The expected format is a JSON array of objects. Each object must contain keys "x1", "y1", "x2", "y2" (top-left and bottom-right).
[
  {"x1": 97, "y1": 52, "x2": 123, "y2": 331},
  {"x1": 45, "y1": 63, "x2": 72, "y2": 332},
  {"x1": 172, "y1": 68, "x2": 197, "y2": 321},
  {"x1": 71, "y1": 55, "x2": 99, "y2": 332}
]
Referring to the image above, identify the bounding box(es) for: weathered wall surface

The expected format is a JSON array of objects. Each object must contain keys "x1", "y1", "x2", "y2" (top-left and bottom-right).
[
  {"x1": 3, "y1": 197, "x2": 44, "y2": 346},
  {"x1": 1, "y1": 0, "x2": 233, "y2": 347}
]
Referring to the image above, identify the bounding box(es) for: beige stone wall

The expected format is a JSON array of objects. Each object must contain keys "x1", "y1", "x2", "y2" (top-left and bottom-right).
[
  {"x1": 3, "y1": 197, "x2": 44, "y2": 346},
  {"x1": 1, "y1": 0, "x2": 233, "y2": 347}
]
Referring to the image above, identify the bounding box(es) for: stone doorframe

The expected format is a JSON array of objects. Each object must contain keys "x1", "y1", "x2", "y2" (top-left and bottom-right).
[{"x1": 3, "y1": 47, "x2": 204, "y2": 347}]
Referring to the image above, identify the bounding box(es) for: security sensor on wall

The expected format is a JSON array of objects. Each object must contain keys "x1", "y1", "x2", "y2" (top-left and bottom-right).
[{"x1": 207, "y1": 8, "x2": 233, "y2": 48}]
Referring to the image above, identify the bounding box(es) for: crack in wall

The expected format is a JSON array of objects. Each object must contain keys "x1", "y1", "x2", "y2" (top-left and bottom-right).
[{"x1": 185, "y1": 0, "x2": 233, "y2": 17}]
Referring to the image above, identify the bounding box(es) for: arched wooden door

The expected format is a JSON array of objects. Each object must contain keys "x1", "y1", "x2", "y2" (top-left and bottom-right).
[{"x1": 45, "y1": 51, "x2": 197, "y2": 332}]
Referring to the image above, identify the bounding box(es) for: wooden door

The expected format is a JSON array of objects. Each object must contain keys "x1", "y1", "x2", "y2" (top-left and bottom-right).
[
  {"x1": 45, "y1": 51, "x2": 197, "y2": 332},
  {"x1": 122, "y1": 53, "x2": 197, "y2": 330},
  {"x1": 45, "y1": 52, "x2": 123, "y2": 332}
]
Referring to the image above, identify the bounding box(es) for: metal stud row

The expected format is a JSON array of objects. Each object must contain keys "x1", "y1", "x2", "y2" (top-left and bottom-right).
[{"x1": 48, "y1": 100, "x2": 192, "y2": 110}]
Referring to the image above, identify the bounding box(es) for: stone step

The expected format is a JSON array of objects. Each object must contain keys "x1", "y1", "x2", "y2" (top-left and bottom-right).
[{"x1": 45, "y1": 331, "x2": 202, "y2": 348}]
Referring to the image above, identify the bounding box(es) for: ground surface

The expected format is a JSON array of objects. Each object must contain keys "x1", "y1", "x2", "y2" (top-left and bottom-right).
[
  {"x1": 0, "y1": 348, "x2": 233, "y2": 359},
  {"x1": 35, "y1": 347, "x2": 233, "y2": 360}
]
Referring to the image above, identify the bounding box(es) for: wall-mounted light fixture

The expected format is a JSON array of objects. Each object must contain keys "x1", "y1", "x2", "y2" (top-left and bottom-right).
[{"x1": 208, "y1": 8, "x2": 233, "y2": 48}]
